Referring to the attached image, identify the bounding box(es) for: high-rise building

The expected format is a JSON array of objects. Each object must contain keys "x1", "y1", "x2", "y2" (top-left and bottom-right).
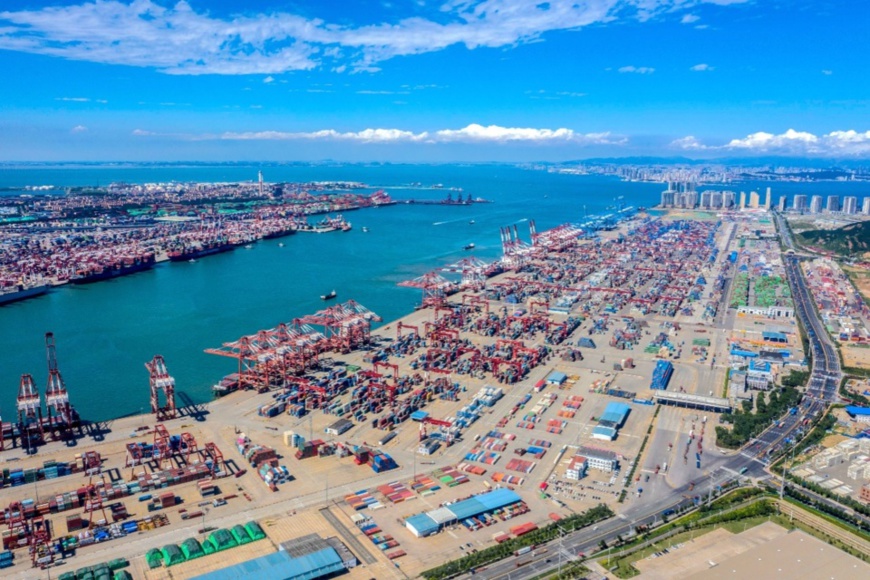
[
  {"x1": 749, "y1": 191, "x2": 760, "y2": 208},
  {"x1": 810, "y1": 195, "x2": 823, "y2": 214},
  {"x1": 700, "y1": 191, "x2": 712, "y2": 209},
  {"x1": 739, "y1": 191, "x2": 746, "y2": 210},
  {"x1": 723, "y1": 191, "x2": 736, "y2": 208},
  {"x1": 793, "y1": 195, "x2": 808, "y2": 212},
  {"x1": 765, "y1": 187, "x2": 772, "y2": 209},
  {"x1": 827, "y1": 195, "x2": 840, "y2": 213},
  {"x1": 711, "y1": 191, "x2": 723, "y2": 209},
  {"x1": 843, "y1": 196, "x2": 858, "y2": 214},
  {"x1": 863, "y1": 197, "x2": 870, "y2": 215},
  {"x1": 685, "y1": 190, "x2": 699, "y2": 209},
  {"x1": 258, "y1": 170, "x2": 264, "y2": 196},
  {"x1": 777, "y1": 195, "x2": 786, "y2": 212},
  {"x1": 660, "y1": 189, "x2": 675, "y2": 207}
]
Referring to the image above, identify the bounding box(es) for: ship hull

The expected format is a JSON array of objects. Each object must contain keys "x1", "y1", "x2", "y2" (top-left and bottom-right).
[{"x1": 0, "y1": 284, "x2": 49, "y2": 305}]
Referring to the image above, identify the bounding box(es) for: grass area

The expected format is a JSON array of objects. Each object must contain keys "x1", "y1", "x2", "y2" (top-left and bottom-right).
[
  {"x1": 783, "y1": 497, "x2": 870, "y2": 543},
  {"x1": 797, "y1": 221, "x2": 870, "y2": 256}
]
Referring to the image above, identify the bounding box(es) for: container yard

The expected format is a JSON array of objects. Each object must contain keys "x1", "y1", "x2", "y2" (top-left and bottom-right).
[{"x1": 0, "y1": 208, "x2": 775, "y2": 579}]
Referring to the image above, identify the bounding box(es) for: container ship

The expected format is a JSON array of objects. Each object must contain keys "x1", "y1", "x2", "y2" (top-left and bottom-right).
[
  {"x1": 262, "y1": 226, "x2": 298, "y2": 240},
  {"x1": 168, "y1": 241, "x2": 234, "y2": 262},
  {"x1": 0, "y1": 282, "x2": 49, "y2": 306},
  {"x1": 69, "y1": 254, "x2": 156, "y2": 285}
]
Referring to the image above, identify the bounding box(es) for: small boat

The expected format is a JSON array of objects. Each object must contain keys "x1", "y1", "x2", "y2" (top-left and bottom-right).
[
  {"x1": 188, "y1": 258, "x2": 196, "y2": 263},
  {"x1": 469, "y1": 220, "x2": 475, "y2": 225},
  {"x1": 321, "y1": 290, "x2": 337, "y2": 300},
  {"x1": 362, "y1": 226, "x2": 369, "y2": 233},
  {"x1": 278, "y1": 242, "x2": 284, "y2": 247},
  {"x1": 244, "y1": 244, "x2": 253, "y2": 249},
  {"x1": 464, "y1": 243, "x2": 475, "y2": 251}
]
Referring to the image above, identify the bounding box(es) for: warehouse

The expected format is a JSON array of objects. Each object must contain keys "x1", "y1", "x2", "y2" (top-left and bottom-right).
[
  {"x1": 846, "y1": 406, "x2": 870, "y2": 424},
  {"x1": 592, "y1": 402, "x2": 630, "y2": 441},
  {"x1": 324, "y1": 418, "x2": 354, "y2": 436},
  {"x1": 404, "y1": 489, "x2": 523, "y2": 538},
  {"x1": 546, "y1": 371, "x2": 567, "y2": 386},
  {"x1": 192, "y1": 546, "x2": 345, "y2": 580}
]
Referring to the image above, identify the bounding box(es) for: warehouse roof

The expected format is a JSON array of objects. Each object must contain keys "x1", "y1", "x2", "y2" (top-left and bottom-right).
[
  {"x1": 192, "y1": 547, "x2": 343, "y2": 580},
  {"x1": 405, "y1": 513, "x2": 439, "y2": 537},
  {"x1": 546, "y1": 371, "x2": 567, "y2": 384},
  {"x1": 601, "y1": 402, "x2": 630, "y2": 426},
  {"x1": 845, "y1": 406, "x2": 870, "y2": 417}
]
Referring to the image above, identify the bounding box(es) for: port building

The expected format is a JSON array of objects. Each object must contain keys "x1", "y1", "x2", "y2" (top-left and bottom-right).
[
  {"x1": 404, "y1": 488, "x2": 523, "y2": 538},
  {"x1": 592, "y1": 402, "x2": 631, "y2": 441}
]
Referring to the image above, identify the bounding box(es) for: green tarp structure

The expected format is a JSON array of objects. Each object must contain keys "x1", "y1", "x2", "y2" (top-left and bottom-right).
[
  {"x1": 146, "y1": 548, "x2": 163, "y2": 569},
  {"x1": 231, "y1": 524, "x2": 252, "y2": 544},
  {"x1": 113, "y1": 571, "x2": 133, "y2": 580},
  {"x1": 181, "y1": 538, "x2": 206, "y2": 560},
  {"x1": 162, "y1": 543, "x2": 186, "y2": 566},
  {"x1": 245, "y1": 520, "x2": 266, "y2": 541},
  {"x1": 107, "y1": 558, "x2": 129, "y2": 571},
  {"x1": 59, "y1": 573, "x2": 76, "y2": 580},
  {"x1": 207, "y1": 529, "x2": 238, "y2": 552},
  {"x1": 202, "y1": 535, "x2": 217, "y2": 555}
]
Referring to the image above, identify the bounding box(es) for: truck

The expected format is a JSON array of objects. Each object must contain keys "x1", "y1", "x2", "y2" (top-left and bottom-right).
[
  {"x1": 790, "y1": 407, "x2": 798, "y2": 416},
  {"x1": 514, "y1": 546, "x2": 532, "y2": 557}
]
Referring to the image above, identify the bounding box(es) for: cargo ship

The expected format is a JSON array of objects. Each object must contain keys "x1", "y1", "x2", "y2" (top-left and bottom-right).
[
  {"x1": 0, "y1": 283, "x2": 49, "y2": 306},
  {"x1": 168, "y1": 242, "x2": 234, "y2": 262},
  {"x1": 69, "y1": 254, "x2": 156, "y2": 285},
  {"x1": 262, "y1": 227, "x2": 297, "y2": 240}
]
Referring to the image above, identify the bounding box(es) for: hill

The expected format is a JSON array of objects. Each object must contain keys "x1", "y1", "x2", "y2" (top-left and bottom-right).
[{"x1": 797, "y1": 221, "x2": 870, "y2": 256}]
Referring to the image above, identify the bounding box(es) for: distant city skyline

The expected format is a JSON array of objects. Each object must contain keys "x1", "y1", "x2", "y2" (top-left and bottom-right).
[{"x1": 0, "y1": 0, "x2": 867, "y2": 161}]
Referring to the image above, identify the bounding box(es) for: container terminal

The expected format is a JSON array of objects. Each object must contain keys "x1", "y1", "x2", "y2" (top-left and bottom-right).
[
  {"x1": 0, "y1": 180, "x2": 395, "y2": 302},
  {"x1": 0, "y1": 206, "x2": 827, "y2": 579}
]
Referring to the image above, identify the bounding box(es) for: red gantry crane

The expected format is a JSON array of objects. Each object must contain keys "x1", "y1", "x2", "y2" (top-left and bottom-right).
[
  {"x1": 398, "y1": 271, "x2": 454, "y2": 309},
  {"x1": 17, "y1": 374, "x2": 43, "y2": 450},
  {"x1": 145, "y1": 355, "x2": 177, "y2": 421},
  {"x1": 44, "y1": 332, "x2": 78, "y2": 438}
]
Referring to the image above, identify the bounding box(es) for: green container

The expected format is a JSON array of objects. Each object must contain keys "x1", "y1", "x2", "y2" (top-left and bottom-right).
[
  {"x1": 202, "y1": 537, "x2": 217, "y2": 555},
  {"x1": 113, "y1": 572, "x2": 133, "y2": 580},
  {"x1": 59, "y1": 573, "x2": 76, "y2": 580}
]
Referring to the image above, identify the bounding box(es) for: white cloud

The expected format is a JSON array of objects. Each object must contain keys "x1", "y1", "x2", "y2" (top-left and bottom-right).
[
  {"x1": 220, "y1": 128, "x2": 430, "y2": 143},
  {"x1": 681, "y1": 14, "x2": 700, "y2": 24},
  {"x1": 71, "y1": 125, "x2": 87, "y2": 133},
  {"x1": 215, "y1": 123, "x2": 626, "y2": 145},
  {"x1": 132, "y1": 129, "x2": 156, "y2": 136},
  {"x1": 55, "y1": 97, "x2": 90, "y2": 102},
  {"x1": 690, "y1": 63, "x2": 712, "y2": 71},
  {"x1": 669, "y1": 136, "x2": 707, "y2": 150},
  {"x1": 618, "y1": 65, "x2": 655, "y2": 74},
  {"x1": 821, "y1": 69, "x2": 833, "y2": 75},
  {"x1": 263, "y1": 76, "x2": 275, "y2": 83},
  {"x1": 0, "y1": 1, "x2": 752, "y2": 75},
  {"x1": 672, "y1": 128, "x2": 870, "y2": 156}
]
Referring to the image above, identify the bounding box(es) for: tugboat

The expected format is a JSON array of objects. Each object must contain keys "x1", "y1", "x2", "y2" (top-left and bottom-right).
[
  {"x1": 321, "y1": 290, "x2": 337, "y2": 301},
  {"x1": 464, "y1": 243, "x2": 475, "y2": 251}
]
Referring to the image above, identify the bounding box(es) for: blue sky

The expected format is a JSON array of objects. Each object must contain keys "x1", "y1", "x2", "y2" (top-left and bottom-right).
[{"x1": 0, "y1": 0, "x2": 867, "y2": 161}]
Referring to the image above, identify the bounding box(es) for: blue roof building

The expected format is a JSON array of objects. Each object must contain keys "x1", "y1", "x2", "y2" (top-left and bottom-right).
[
  {"x1": 546, "y1": 371, "x2": 567, "y2": 385},
  {"x1": 601, "y1": 402, "x2": 630, "y2": 427},
  {"x1": 192, "y1": 547, "x2": 344, "y2": 580},
  {"x1": 845, "y1": 406, "x2": 870, "y2": 422},
  {"x1": 405, "y1": 489, "x2": 523, "y2": 537}
]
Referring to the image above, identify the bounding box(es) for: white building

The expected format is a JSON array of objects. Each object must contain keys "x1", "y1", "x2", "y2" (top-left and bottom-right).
[
  {"x1": 843, "y1": 196, "x2": 858, "y2": 215},
  {"x1": 793, "y1": 195, "x2": 808, "y2": 212},
  {"x1": 577, "y1": 446, "x2": 619, "y2": 472},
  {"x1": 810, "y1": 195, "x2": 823, "y2": 213},
  {"x1": 827, "y1": 195, "x2": 840, "y2": 213},
  {"x1": 565, "y1": 456, "x2": 588, "y2": 480}
]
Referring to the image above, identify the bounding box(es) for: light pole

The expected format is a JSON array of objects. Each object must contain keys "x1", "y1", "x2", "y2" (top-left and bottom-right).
[{"x1": 201, "y1": 507, "x2": 210, "y2": 537}]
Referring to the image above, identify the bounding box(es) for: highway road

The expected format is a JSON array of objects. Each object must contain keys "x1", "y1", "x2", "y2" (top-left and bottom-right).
[{"x1": 468, "y1": 215, "x2": 842, "y2": 580}]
